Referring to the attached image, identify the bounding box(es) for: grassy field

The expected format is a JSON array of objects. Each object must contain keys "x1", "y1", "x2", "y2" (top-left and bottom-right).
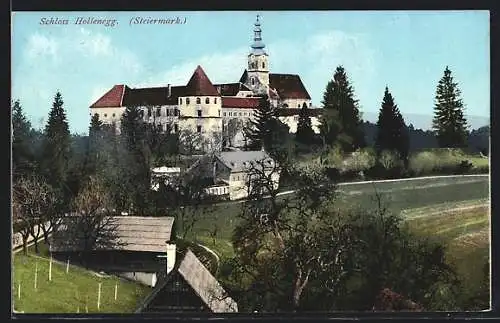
[
  {"x1": 183, "y1": 175, "x2": 489, "y2": 260},
  {"x1": 12, "y1": 251, "x2": 151, "y2": 313},
  {"x1": 404, "y1": 201, "x2": 490, "y2": 305}
]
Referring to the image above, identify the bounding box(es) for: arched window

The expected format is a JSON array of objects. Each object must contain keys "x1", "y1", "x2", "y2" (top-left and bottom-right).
[
  {"x1": 186, "y1": 98, "x2": 190, "y2": 105},
  {"x1": 205, "y1": 97, "x2": 210, "y2": 104},
  {"x1": 196, "y1": 97, "x2": 201, "y2": 104}
]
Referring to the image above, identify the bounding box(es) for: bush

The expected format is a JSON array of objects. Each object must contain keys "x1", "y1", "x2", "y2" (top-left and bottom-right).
[
  {"x1": 409, "y1": 149, "x2": 478, "y2": 176},
  {"x1": 343, "y1": 148, "x2": 377, "y2": 173},
  {"x1": 321, "y1": 146, "x2": 344, "y2": 168}
]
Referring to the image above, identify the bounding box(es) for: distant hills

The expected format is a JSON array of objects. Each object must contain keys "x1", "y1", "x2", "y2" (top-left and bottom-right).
[{"x1": 362, "y1": 111, "x2": 490, "y2": 131}]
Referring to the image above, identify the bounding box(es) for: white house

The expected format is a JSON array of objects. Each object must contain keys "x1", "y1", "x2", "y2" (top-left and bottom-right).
[{"x1": 189, "y1": 150, "x2": 280, "y2": 201}]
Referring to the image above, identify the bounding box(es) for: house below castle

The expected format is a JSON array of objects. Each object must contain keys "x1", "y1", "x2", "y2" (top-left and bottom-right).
[{"x1": 89, "y1": 15, "x2": 322, "y2": 149}]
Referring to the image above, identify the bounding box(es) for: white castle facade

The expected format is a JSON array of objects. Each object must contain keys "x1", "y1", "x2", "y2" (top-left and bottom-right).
[{"x1": 89, "y1": 16, "x2": 322, "y2": 149}]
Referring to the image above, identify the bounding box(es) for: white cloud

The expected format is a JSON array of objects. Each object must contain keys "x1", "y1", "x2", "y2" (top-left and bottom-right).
[{"x1": 24, "y1": 33, "x2": 59, "y2": 61}]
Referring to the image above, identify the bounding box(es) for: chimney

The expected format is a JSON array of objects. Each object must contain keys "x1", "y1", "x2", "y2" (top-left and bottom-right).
[
  {"x1": 167, "y1": 83, "x2": 171, "y2": 97},
  {"x1": 166, "y1": 243, "x2": 176, "y2": 274}
]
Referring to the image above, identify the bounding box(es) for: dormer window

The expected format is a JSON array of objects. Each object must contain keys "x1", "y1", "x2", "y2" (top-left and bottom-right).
[
  {"x1": 205, "y1": 97, "x2": 210, "y2": 104},
  {"x1": 196, "y1": 97, "x2": 201, "y2": 104}
]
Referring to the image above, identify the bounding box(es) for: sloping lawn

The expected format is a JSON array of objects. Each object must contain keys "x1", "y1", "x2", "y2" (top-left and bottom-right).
[
  {"x1": 404, "y1": 202, "x2": 490, "y2": 306},
  {"x1": 12, "y1": 252, "x2": 151, "y2": 313}
]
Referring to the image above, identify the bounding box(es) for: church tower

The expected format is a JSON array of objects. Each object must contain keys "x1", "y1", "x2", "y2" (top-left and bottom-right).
[{"x1": 246, "y1": 15, "x2": 269, "y2": 95}]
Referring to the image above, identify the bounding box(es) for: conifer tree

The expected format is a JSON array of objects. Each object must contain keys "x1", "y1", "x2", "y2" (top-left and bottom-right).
[
  {"x1": 84, "y1": 113, "x2": 104, "y2": 177},
  {"x1": 243, "y1": 95, "x2": 280, "y2": 150},
  {"x1": 375, "y1": 86, "x2": 409, "y2": 161},
  {"x1": 295, "y1": 102, "x2": 315, "y2": 146},
  {"x1": 120, "y1": 106, "x2": 152, "y2": 213},
  {"x1": 432, "y1": 66, "x2": 469, "y2": 148},
  {"x1": 41, "y1": 92, "x2": 71, "y2": 191},
  {"x1": 319, "y1": 66, "x2": 365, "y2": 152},
  {"x1": 12, "y1": 100, "x2": 36, "y2": 178}
]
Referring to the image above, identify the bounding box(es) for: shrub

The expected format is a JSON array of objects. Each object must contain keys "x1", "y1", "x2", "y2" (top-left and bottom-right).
[
  {"x1": 321, "y1": 146, "x2": 344, "y2": 168},
  {"x1": 343, "y1": 148, "x2": 377, "y2": 173},
  {"x1": 409, "y1": 149, "x2": 478, "y2": 176},
  {"x1": 379, "y1": 150, "x2": 403, "y2": 170}
]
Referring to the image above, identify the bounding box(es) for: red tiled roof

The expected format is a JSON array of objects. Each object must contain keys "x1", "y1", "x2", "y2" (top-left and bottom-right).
[
  {"x1": 278, "y1": 108, "x2": 323, "y2": 117},
  {"x1": 90, "y1": 84, "x2": 127, "y2": 108},
  {"x1": 214, "y1": 83, "x2": 252, "y2": 96},
  {"x1": 222, "y1": 97, "x2": 260, "y2": 109},
  {"x1": 269, "y1": 74, "x2": 311, "y2": 100},
  {"x1": 184, "y1": 65, "x2": 219, "y2": 96}
]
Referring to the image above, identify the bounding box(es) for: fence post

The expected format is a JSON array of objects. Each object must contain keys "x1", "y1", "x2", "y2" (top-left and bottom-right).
[
  {"x1": 97, "y1": 283, "x2": 102, "y2": 310},
  {"x1": 114, "y1": 283, "x2": 118, "y2": 301},
  {"x1": 18, "y1": 282, "x2": 21, "y2": 300},
  {"x1": 66, "y1": 258, "x2": 70, "y2": 274},
  {"x1": 34, "y1": 262, "x2": 38, "y2": 290},
  {"x1": 48, "y1": 254, "x2": 53, "y2": 281}
]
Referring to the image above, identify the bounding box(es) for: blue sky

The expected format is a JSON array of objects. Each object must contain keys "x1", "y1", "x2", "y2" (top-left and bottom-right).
[{"x1": 12, "y1": 11, "x2": 490, "y2": 134}]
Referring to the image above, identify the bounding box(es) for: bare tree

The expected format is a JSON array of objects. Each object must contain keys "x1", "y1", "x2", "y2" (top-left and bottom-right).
[
  {"x1": 51, "y1": 176, "x2": 123, "y2": 264},
  {"x1": 224, "y1": 118, "x2": 244, "y2": 148},
  {"x1": 13, "y1": 175, "x2": 57, "y2": 255}
]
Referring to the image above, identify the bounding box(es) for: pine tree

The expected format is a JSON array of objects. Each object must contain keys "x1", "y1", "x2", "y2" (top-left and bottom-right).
[
  {"x1": 319, "y1": 66, "x2": 365, "y2": 152},
  {"x1": 432, "y1": 66, "x2": 469, "y2": 148},
  {"x1": 84, "y1": 113, "x2": 104, "y2": 177},
  {"x1": 120, "y1": 106, "x2": 152, "y2": 213},
  {"x1": 12, "y1": 100, "x2": 36, "y2": 178},
  {"x1": 375, "y1": 86, "x2": 409, "y2": 161},
  {"x1": 295, "y1": 102, "x2": 315, "y2": 147},
  {"x1": 41, "y1": 92, "x2": 71, "y2": 191},
  {"x1": 244, "y1": 95, "x2": 279, "y2": 150}
]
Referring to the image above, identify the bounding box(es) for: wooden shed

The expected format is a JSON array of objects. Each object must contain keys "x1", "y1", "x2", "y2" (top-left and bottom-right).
[{"x1": 136, "y1": 249, "x2": 238, "y2": 313}]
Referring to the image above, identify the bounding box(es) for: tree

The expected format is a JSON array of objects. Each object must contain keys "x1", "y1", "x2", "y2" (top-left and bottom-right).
[
  {"x1": 375, "y1": 87, "x2": 410, "y2": 162},
  {"x1": 40, "y1": 92, "x2": 72, "y2": 210},
  {"x1": 295, "y1": 102, "x2": 316, "y2": 148},
  {"x1": 12, "y1": 175, "x2": 57, "y2": 255},
  {"x1": 224, "y1": 118, "x2": 244, "y2": 148},
  {"x1": 12, "y1": 100, "x2": 37, "y2": 179},
  {"x1": 84, "y1": 113, "x2": 104, "y2": 177},
  {"x1": 119, "y1": 106, "x2": 152, "y2": 213},
  {"x1": 319, "y1": 66, "x2": 365, "y2": 152},
  {"x1": 432, "y1": 66, "x2": 469, "y2": 148},
  {"x1": 51, "y1": 176, "x2": 123, "y2": 264},
  {"x1": 243, "y1": 95, "x2": 279, "y2": 151}
]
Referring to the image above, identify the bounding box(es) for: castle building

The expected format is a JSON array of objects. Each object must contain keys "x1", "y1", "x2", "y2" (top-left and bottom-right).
[{"x1": 89, "y1": 15, "x2": 322, "y2": 147}]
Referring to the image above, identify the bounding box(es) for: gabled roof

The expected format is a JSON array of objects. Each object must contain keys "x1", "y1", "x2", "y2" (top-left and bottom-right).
[
  {"x1": 136, "y1": 249, "x2": 238, "y2": 313},
  {"x1": 218, "y1": 150, "x2": 274, "y2": 172},
  {"x1": 214, "y1": 82, "x2": 252, "y2": 96},
  {"x1": 221, "y1": 97, "x2": 260, "y2": 109},
  {"x1": 269, "y1": 73, "x2": 311, "y2": 100},
  {"x1": 90, "y1": 85, "x2": 127, "y2": 108},
  {"x1": 50, "y1": 216, "x2": 175, "y2": 253},
  {"x1": 239, "y1": 70, "x2": 248, "y2": 84},
  {"x1": 184, "y1": 65, "x2": 219, "y2": 96}
]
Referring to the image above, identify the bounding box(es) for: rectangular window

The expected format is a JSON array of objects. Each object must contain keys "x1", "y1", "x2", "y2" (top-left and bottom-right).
[
  {"x1": 156, "y1": 107, "x2": 161, "y2": 117},
  {"x1": 174, "y1": 124, "x2": 179, "y2": 132},
  {"x1": 167, "y1": 109, "x2": 171, "y2": 117},
  {"x1": 166, "y1": 124, "x2": 172, "y2": 133},
  {"x1": 197, "y1": 125, "x2": 202, "y2": 133},
  {"x1": 147, "y1": 107, "x2": 152, "y2": 117},
  {"x1": 223, "y1": 112, "x2": 227, "y2": 117},
  {"x1": 197, "y1": 110, "x2": 202, "y2": 117}
]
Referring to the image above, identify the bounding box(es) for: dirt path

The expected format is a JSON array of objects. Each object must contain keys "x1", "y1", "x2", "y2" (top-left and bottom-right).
[{"x1": 196, "y1": 243, "x2": 220, "y2": 272}]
